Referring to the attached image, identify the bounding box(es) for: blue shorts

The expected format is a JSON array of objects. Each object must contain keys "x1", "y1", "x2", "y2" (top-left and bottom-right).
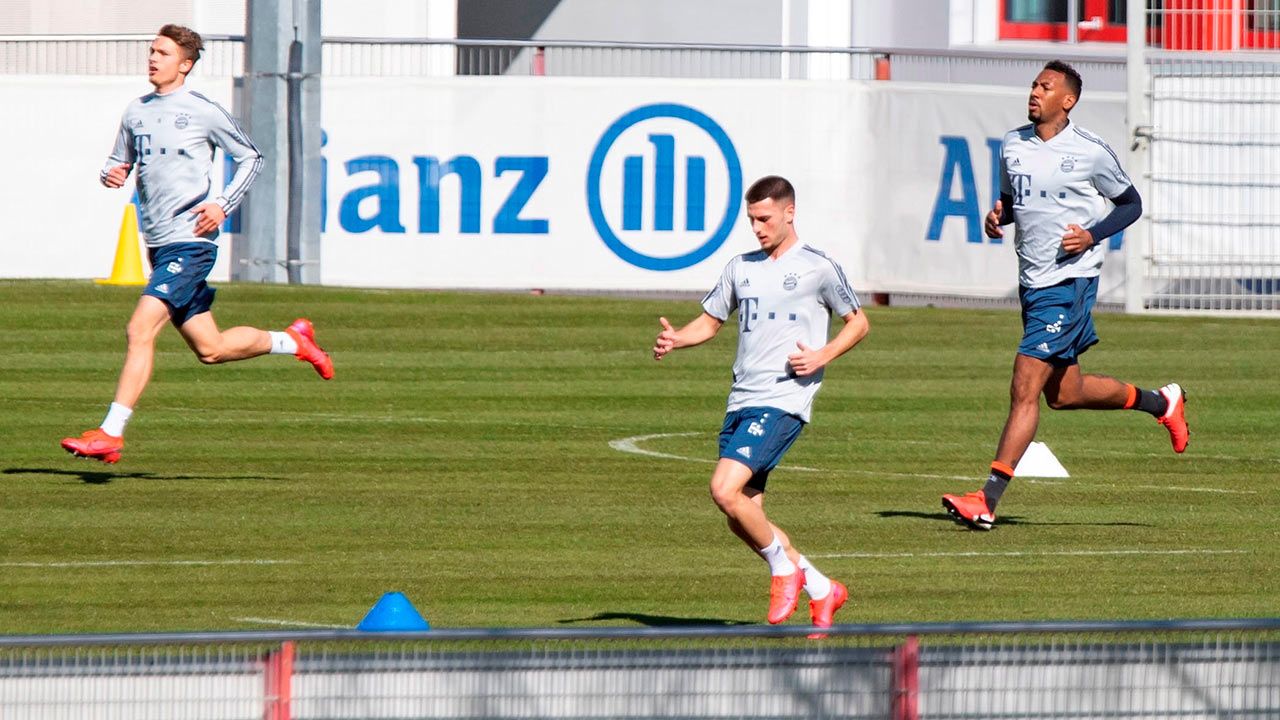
[
  {"x1": 144, "y1": 242, "x2": 218, "y2": 327},
  {"x1": 1018, "y1": 276, "x2": 1099, "y2": 367},
  {"x1": 718, "y1": 406, "x2": 805, "y2": 492}
]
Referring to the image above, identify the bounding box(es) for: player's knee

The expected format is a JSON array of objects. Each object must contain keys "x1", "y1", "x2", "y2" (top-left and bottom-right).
[
  {"x1": 196, "y1": 347, "x2": 226, "y2": 364},
  {"x1": 708, "y1": 482, "x2": 739, "y2": 513},
  {"x1": 1045, "y1": 390, "x2": 1081, "y2": 410},
  {"x1": 1010, "y1": 387, "x2": 1040, "y2": 407},
  {"x1": 124, "y1": 322, "x2": 156, "y2": 349}
]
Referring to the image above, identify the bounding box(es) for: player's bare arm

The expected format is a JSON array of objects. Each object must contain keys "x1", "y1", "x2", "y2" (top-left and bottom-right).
[
  {"x1": 102, "y1": 163, "x2": 132, "y2": 188},
  {"x1": 190, "y1": 202, "x2": 227, "y2": 237},
  {"x1": 653, "y1": 312, "x2": 723, "y2": 360},
  {"x1": 786, "y1": 310, "x2": 869, "y2": 377},
  {"x1": 1060, "y1": 224, "x2": 1095, "y2": 254},
  {"x1": 1066, "y1": 185, "x2": 1140, "y2": 255},
  {"x1": 985, "y1": 194, "x2": 1014, "y2": 239}
]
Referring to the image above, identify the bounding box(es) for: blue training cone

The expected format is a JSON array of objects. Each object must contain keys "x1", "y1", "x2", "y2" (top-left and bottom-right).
[{"x1": 357, "y1": 591, "x2": 430, "y2": 631}]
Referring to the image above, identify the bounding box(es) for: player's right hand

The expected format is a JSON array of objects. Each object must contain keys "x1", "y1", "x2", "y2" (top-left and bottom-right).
[
  {"x1": 103, "y1": 163, "x2": 132, "y2": 188},
  {"x1": 653, "y1": 316, "x2": 677, "y2": 360},
  {"x1": 985, "y1": 199, "x2": 1004, "y2": 238}
]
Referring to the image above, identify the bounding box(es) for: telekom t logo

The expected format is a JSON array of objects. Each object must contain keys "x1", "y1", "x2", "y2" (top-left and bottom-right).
[{"x1": 587, "y1": 103, "x2": 742, "y2": 271}]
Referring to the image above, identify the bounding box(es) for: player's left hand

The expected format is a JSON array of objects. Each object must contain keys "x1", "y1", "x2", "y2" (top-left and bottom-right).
[
  {"x1": 190, "y1": 203, "x2": 227, "y2": 237},
  {"x1": 787, "y1": 341, "x2": 826, "y2": 377},
  {"x1": 653, "y1": 317, "x2": 678, "y2": 360},
  {"x1": 1060, "y1": 224, "x2": 1095, "y2": 254}
]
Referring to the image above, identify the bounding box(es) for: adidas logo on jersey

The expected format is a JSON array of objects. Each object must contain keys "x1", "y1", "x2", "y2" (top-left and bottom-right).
[
  {"x1": 155, "y1": 283, "x2": 170, "y2": 294},
  {"x1": 736, "y1": 446, "x2": 752, "y2": 459},
  {"x1": 1036, "y1": 342, "x2": 1050, "y2": 353}
]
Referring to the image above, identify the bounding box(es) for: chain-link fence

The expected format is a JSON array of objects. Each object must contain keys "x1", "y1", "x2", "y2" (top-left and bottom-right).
[
  {"x1": 1130, "y1": 3, "x2": 1280, "y2": 314},
  {"x1": 2, "y1": 619, "x2": 1278, "y2": 719},
  {"x1": 0, "y1": 35, "x2": 1127, "y2": 87}
]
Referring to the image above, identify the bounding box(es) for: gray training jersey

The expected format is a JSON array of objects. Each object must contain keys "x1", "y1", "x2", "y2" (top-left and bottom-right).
[
  {"x1": 102, "y1": 85, "x2": 262, "y2": 247},
  {"x1": 701, "y1": 243, "x2": 860, "y2": 423},
  {"x1": 998, "y1": 120, "x2": 1132, "y2": 288}
]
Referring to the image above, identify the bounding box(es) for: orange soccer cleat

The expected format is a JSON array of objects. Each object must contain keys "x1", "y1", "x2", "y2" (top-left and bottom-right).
[
  {"x1": 286, "y1": 318, "x2": 334, "y2": 380},
  {"x1": 61, "y1": 428, "x2": 124, "y2": 464},
  {"x1": 1157, "y1": 383, "x2": 1188, "y2": 454},
  {"x1": 767, "y1": 570, "x2": 806, "y2": 625},
  {"x1": 942, "y1": 490, "x2": 996, "y2": 531},
  {"x1": 807, "y1": 580, "x2": 849, "y2": 639}
]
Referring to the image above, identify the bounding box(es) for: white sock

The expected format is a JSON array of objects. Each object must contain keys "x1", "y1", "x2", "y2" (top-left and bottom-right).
[
  {"x1": 99, "y1": 402, "x2": 133, "y2": 438},
  {"x1": 799, "y1": 555, "x2": 832, "y2": 600},
  {"x1": 268, "y1": 331, "x2": 298, "y2": 355},
  {"x1": 758, "y1": 535, "x2": 797, "y2": 577}
]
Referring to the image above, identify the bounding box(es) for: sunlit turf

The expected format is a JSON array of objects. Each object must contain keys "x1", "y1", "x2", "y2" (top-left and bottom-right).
[{"x1": 1, "y1": 280, "x2": 1276, "y2": 634}]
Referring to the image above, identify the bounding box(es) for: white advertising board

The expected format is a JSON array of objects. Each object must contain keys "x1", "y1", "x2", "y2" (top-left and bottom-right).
[
  {"x1": 1, "y1": 76, "x2": 1130, "y2": 301},
  {"x1": 318, "y1": 77, "x2": 872, "y2": 291},
  {"x1": 0, "y1": 76, "x2": 237, "y2": 282}
]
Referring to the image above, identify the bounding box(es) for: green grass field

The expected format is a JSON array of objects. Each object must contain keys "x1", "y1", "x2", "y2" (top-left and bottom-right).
[{"x1": 1, "y1": 280, "x2": 1276, "y2": 635}]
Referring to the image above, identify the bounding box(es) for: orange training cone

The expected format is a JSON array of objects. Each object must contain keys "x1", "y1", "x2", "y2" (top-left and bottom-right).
[{"x1": 96, "y1": 204, "x2": 147, "y2": 286}]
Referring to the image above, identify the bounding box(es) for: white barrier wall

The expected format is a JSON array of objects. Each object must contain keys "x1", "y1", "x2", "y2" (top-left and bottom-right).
[
  {"x1": 0, "y1": 76, "x2": 1127, "y2": 301},
  {"x1": 0, "y1": 76, "x2": 239, "y2": 283},
  {"x1": 866, "y1": 83, "x2": 1127, "y2": 301}
]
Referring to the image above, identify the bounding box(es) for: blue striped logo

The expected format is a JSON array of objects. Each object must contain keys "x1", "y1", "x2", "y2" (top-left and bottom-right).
[{"x1": 586, "y1": 104, "x2": 742, "y2": 271}]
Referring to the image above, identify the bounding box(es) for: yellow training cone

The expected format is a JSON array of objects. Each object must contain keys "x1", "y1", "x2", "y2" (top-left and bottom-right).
[{"x1": 96, "y1": 204, "x2": 147, "y2": 286}]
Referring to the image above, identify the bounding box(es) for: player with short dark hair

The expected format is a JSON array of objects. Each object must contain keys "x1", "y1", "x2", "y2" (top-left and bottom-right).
[
  {"x1": 157, "y1": 23, "x2": 204, "y2": 66},
  {"x1": 61, "y1": 25, "x2": 333, "y2": 464},
  {"x1": 941, "y1": 60, "x2": 1188, "y2": 531},
  {"x1": 653, "y1": 175, "x2": 870, "y2": 634}
]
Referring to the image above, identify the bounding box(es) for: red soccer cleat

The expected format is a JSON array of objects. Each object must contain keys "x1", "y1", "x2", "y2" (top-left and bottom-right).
[
  {"x1": 61, "y1": 428, "x2": 124, "y2": 464},
  {"x1": 767, "y1": 570, "x2": 806, "y2": 625},
  {"x1": 807, "y1": 580, "x2": 849, "y2": 639},
  {"x1": 1157, "y1": 383, "x2": 1188, "y2": 453},
  {"x1": 942, "y1": 490, "x2": 996, "y2": 531},
  {"x1": 286, "y1": 318, "x2": 334, "y2": 380}
]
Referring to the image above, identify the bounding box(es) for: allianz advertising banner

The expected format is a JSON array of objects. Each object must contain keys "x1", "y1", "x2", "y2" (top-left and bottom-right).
[
  {"x1": 319, "y1": 77, "x2": 872, "y2": 291},
  {"x1": 867, "y1": 83, "x2": 1128, "y2": 302},
  {"x1": 1, "y1": 76, "x2": 1127, "y2": 301}
]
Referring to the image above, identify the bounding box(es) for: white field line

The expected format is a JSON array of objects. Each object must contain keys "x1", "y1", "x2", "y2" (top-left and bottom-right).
[
  {"x1": 610, "y1": 432, "x2": 975, "y2": 480},
  {"x1": 233, "y1": 616, "x2": 348, "y2": 629},
  {"x1": 1085, "y1": 447, "x2": 1279, "y2": 464},
  {"x1": 609, "y1": 433, "x2": 1257, "y2": 491},
  {"x1": 0, "y1": 559, "x2": 298, "y2": 569},
  {"x1": 1025, "y1": 478, "x2": 1257, "y2": 495},
  {"x1": 148, "y1": 409, "x2": 626, "y2": 434},
  {"x1": 810, "y1": 548, "x2": 1249, "y2": 560}
]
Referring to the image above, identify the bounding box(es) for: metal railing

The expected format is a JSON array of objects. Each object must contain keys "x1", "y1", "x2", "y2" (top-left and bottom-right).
[
  {"x1": 1128, "y1": 1, "x2": 1280, "y2": 314},
  {"x1": 2, "y1": 618, "x2": 1278, "y2": 719},
  {"x1": 0, "y1": 34, "x2": 1129, "y2": 87},
  {"x1": 0, "y1": 34, "x2": 243, "y2": 77}
]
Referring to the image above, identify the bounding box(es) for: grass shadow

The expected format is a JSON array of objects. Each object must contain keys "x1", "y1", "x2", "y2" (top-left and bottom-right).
[
  {"x1": 558, "y1": 612, "x2": 754, "y2": 627},
  {"x1": 4, "y1": 467, "x2": 273, "y2": 485},
  {"x1": 876, "y1": 509, "x2": 1151, "y2": 528}
]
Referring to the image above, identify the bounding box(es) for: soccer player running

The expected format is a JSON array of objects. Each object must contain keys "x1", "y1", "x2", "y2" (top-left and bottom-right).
[
  {"x1": 653, "y1": 176, "x2": 870, "y2": 632},
  {"x1": 941, "y1": 60, "x2": 1188, "y2": 531},
  {"x1": 61, "y1": 24, "x2": 333, "y2": 465}
]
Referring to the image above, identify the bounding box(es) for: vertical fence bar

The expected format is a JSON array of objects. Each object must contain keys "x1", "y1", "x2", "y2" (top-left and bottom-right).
[
  {"x1": 263, "y1": 640, "x2": 294, "y2": 720},
  {"x1": 892, "y1": 634, "x2": 919, "y2": 720},
  {"x1": 1125, "y1": 0, "x2": 1151, "y2": 313}
]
